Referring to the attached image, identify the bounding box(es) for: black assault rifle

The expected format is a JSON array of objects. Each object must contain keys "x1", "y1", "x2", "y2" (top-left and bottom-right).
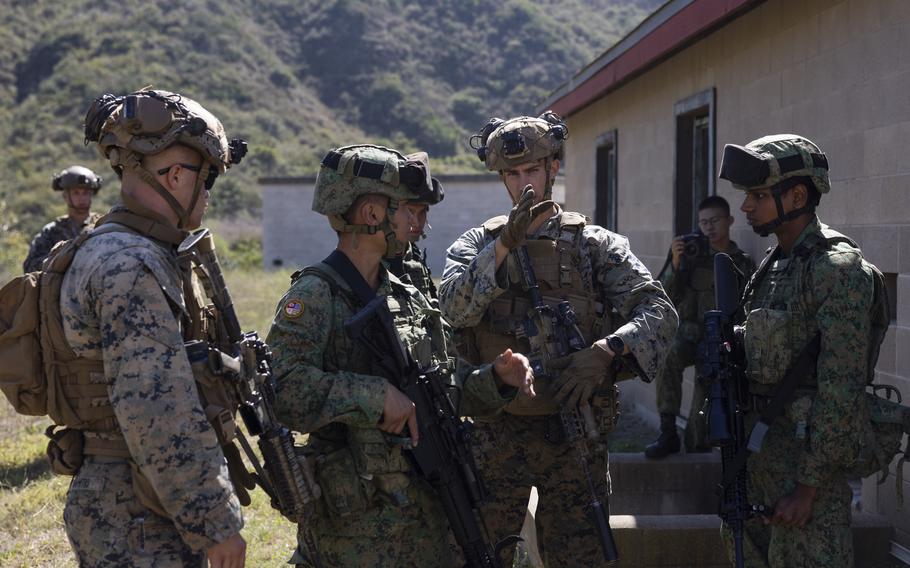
[
  {"x1": 512, "y1": 246, "x2": 620, "y2": 566},
  {"x1": 179, "y1": 229, "x2": 324, "y2": 568},
  {"x1": 345, "y1": 295, "x2": 510, "y2": 568},
  {"x1": 700, "y1": 253, "x2": 766, "y2": 568}
]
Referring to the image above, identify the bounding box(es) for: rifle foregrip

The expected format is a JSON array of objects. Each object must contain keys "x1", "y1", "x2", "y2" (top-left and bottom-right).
[{"x1": 258, "y1": 428, "x2": 319, "y2": 523}]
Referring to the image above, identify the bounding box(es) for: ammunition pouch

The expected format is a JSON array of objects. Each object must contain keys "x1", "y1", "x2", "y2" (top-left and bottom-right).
[
  {"x1": 45, "y1": 425, "x2": 84, "y2": 476},
  {"x1": 314, "y1": 447, "x2": 376, "y2": 518}
]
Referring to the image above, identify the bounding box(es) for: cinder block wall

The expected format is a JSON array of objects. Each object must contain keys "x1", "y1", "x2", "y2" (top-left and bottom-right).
[
  {"x1": 262, "y1": 175, "x2": 515, "y2": 276},
  {"x1": 562, "y1": 0, "x2": 910, "y2": 546}
]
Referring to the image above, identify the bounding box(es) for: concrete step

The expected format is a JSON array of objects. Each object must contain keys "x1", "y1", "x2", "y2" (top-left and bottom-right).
[
  {"x1": 609, "y1": 513, "x2": 894, "y2": 568},
  {"x1": 610, "y1": 451, "x2": 721, "y2": 515}
]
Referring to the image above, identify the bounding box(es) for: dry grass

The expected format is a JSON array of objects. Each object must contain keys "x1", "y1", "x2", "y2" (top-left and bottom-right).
[{"x1": 0, "y1": 267, "x2": 298, "y2": 567}]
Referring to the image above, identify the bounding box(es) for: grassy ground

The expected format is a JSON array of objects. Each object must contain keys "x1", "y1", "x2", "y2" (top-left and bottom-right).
[{"x1": 0, "y1": 267, "x2": 298, "y2": 567}]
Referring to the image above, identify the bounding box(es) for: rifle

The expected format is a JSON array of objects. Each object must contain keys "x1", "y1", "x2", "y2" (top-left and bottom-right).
[
  {"x1": 700, "y1": 253, "x2": 766, "y2": 568},
  {"x1": 512, "y1": 245, "x2": 620, "y2": 566},
  {"x1": 344, "y1": 294, "x2": 508, "y2": 568},
  {"x1": 178, "y1": 229, "x2": 324, "y2": 568}
]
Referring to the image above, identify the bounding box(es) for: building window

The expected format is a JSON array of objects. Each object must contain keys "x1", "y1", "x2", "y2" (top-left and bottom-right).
[
  {"x1": 674, "y1": 88, "x2": 716, "y2": 235},
  {"x1": 595, "y1": 130, "x2": 618, "y2": 232}
]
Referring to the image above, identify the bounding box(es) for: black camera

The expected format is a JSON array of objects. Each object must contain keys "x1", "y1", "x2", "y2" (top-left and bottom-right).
[{"x1": 679, "y1": 231, "x2": 709, "y2": 271}]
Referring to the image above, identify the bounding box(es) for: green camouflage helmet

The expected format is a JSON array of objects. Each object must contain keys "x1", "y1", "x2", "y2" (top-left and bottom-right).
[
  {"x1": 719, "y1": 134, "x2": 830, "y2": 194},
  {"x1": 473, "y1": 111, "x2": 568, "y2": 172},
  {"x1": 313, "y1": 145, "x2": 426, "y2": 217},
  {"x1": 52, "y1": 165, "x2": 102, "y2": 193}
]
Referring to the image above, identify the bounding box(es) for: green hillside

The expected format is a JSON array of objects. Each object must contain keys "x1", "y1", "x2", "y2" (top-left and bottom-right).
[{"x1": 0, "y1": 0, "x2": 659, "y2": 242}]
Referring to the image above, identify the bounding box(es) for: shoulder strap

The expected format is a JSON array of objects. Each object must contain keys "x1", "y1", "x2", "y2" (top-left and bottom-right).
[
  {"x1": 96, "y1": 211, "x2": 187, "y2": 246},
  {"x1": 321, "y1": 250, "x2": 376, "y2": 306},
  {"x1": 481, "y1": 215, "x2": 509, "y2": 235},
  {"x1": 740, "y1": 246, "x2": 781, "y2": 312}
]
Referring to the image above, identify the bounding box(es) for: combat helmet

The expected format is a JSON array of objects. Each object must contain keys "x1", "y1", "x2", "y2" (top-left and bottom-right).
[
  {"x1": 52, "y1": 165, "x2": 102, "y2": 193},
  {"x1": 313, "y1": 144, "x2": 438, "y2": 257},
  {"x1": 719, "y1": 134, "x2": 829, "y2": 236},
  {"x1": 471, "y1": 110, "x2": 567, "y2": 199},
  {"x1": 83, "y1": 89, "x2": 247, "y2": 229}
]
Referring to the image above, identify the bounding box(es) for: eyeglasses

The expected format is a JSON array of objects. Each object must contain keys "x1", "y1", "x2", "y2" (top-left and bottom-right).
[
  {"x1": 698, "y1": 216, "x2": 727, "y2": 228},
  {"x1": 156, "y1": 163, "x2": 218, "y2": 190}
]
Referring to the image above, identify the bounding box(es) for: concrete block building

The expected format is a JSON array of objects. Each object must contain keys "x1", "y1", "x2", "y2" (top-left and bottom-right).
[{"x1": 542, "y1": 0, "x2": 910, "y2": 556}]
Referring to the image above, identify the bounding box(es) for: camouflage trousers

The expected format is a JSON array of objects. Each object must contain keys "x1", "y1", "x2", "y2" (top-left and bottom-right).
[
  {"x1": 722, "y1": 441, "x2": 854, "y2": 567},
  {"x1": 654, "y1": 332, "x2": 708, "y2": 450},
  {"x1": 471, "y1": 413, "x2": 611, "y2": 567},
  {"x1": 64, "y1": 456, "x2": 205, "y2": 567},
  {"x1": 291, "y1": 471, "x2": 456, "y2": 567}
]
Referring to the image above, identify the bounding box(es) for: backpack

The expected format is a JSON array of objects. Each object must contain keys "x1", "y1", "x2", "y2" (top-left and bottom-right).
[
  {"x1": 0, "y1": 232, "x2": 96, "y2": 422},
  {"x1": 824, "y1": 236, "x2": 910, "y2": 496}
]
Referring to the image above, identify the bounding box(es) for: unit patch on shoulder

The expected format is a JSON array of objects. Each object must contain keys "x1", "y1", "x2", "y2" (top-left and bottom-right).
[{"x1": 284, "y1": 299, "x2": 304, "y2": 319}]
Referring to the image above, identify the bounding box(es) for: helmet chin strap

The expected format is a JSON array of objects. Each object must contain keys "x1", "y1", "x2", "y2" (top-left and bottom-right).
[
  {"x1": 381, "y1": 198, "x2": 408, "y2": 259},
  {"x1": 751, "y1": 179, "x2": 816, "y2": 237},
  {"x1": 121, "y1": 150, "x2": 191, "y2": 228}
]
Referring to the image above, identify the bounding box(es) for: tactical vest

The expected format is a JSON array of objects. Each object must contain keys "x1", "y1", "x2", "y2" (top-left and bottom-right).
[
  {"x1": 458, "y1": 212, "x2": 612, "y2": 415},
  {"x1": 297, "y1": 264, "x2": 455, "y2": 514},
  {"x1": 36, "y1": 212, "x2": 253, "y2": 513}
]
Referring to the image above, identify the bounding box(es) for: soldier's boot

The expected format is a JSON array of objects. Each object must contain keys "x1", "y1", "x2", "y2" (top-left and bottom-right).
[{"x1": 644, "y1": 413, "x2": 680, "y2": 459}]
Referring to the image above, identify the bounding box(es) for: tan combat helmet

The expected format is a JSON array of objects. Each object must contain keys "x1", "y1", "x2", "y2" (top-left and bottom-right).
[
  {"x1": 52, "y1": 165, "x2": 102, "y2": 193},
  {"x1": 719, "y1": 134, "x2": 829, "y2": 236},
  {"x1": 83, "y1": 89, "x2": 247, "y2": 228},
  {"x1": 313, "y1": 144, "x2": 436, "y2": 257},
  {"x1": 471, "y1": 110, "x2": 568, "y2": 199}
]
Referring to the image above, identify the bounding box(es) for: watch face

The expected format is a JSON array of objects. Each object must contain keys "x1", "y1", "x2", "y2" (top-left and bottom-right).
[{"x1": 608, "y1": 336, "x2": 624, "y2": 355}]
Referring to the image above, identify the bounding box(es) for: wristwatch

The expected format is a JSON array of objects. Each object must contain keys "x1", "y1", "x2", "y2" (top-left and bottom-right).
[{"x1": 606, "y1": 335, "x2": 625, "y2": 357}]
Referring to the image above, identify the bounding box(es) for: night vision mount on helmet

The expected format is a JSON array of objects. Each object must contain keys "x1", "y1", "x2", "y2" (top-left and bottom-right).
[
  {"x1": 83, "y1": 89, "x2": 247, "y2": 229},
  {"x1": 52, "y1": 166, "x2": 102, "y2": 193},
  {"x1": 719, "y1": 134, "x2": 829, "y2": 237},
  {"x1": 471, "y1": 111, "x2": 568, "y2": 199}
]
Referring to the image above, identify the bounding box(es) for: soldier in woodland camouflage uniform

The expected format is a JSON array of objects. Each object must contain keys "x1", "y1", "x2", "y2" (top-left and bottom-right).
[
  {"x1": 23, "y1": 165, "x2": 103, "y2": 272},
  {"x1": 59, "y1": 89, "x2": 249, "y2": 566},
  {"x1": 439, "y1": 113, "x2": 678, "y2": 566},
  {"x1": 387, "y1": 159, "x2": 443, "y2": 303},
  {"x1": 267, "y1": 144, "x2": 534, "y2": 567},
  {"x1": 720, "y1": 134, "x2": 873, "y2": 567},
  {"x1": 646, "y1": 195, "x2": 755, "y2": 458}
]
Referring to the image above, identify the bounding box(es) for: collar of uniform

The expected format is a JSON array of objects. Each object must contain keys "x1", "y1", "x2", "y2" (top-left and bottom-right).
[{"x1": 789, "y1": 215, "x2": 825, "y2": 256}]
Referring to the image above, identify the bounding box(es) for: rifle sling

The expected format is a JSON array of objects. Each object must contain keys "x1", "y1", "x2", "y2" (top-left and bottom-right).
[
  {"x1": 321, "y1": 250, "x2": 377, "y2": 305},
  {"x1": 720, "y1": 332, "x2": 821, "y2": 491}
]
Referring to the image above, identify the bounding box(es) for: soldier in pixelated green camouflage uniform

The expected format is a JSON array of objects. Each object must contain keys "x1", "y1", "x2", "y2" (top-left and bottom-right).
[
  {"x1": 267, "y1": 144, "x2": 534, "y2": 567},
  {"x1": 60, "y1": 90, "x2": 249, "y2": 565},
  {"x1": 23, "y1": 165, "x2": 103, "y2": 273},
  {"x1": 388, "y1": 158, "x2": 444, "y2": 304},
  {"x1": 646, "y1": 195, "x2": 755, "y2": 458},
  {"x1": 439, "y1": 113, "x2": 678, "y2": 566},
  {"x1": 719, "y1": 134, "x2": 874, "y2": 567}
]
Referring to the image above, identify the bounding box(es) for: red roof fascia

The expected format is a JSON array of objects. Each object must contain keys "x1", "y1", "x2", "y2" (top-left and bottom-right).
[{"x1": 550, "y1": 0, "x2": 762, "y2": 117}]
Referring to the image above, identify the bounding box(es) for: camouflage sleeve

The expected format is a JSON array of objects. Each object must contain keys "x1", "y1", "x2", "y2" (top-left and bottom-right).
[
  {"x1": 95, "y1": 255, "x2": 242, "y2": 552},
  {"x1": 454, "y1": 359, "x2": 512, "y2": 417},
  {"x1": 586, "y1": 226, "x2": 678, "y2": 382},
  {"x1": 22, "y1": 225, "x2": 55, "y2": 272},
  {"x1": 267, "y1": 276, "x2": 388, "y2": 433},
  {"x1": 797, "y1": 250, "x2": 873, "y2": 487},
  {"x1": 439, "y1": 227, "x2": 507, "y2": 328}
]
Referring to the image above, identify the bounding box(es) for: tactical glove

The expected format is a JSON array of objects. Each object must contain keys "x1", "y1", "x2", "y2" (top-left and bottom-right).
[
  {"x1": 549, "y1": 344, "x2": 613, "y2": 409},
  {"x1": 499, "y1": 185, "x2": 556, "y2": 249}
]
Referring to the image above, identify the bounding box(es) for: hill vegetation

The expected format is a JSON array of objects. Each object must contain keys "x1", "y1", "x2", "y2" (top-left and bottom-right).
[{"x1": 0, "y1": 0, "x2": 660, "y2": 267}]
